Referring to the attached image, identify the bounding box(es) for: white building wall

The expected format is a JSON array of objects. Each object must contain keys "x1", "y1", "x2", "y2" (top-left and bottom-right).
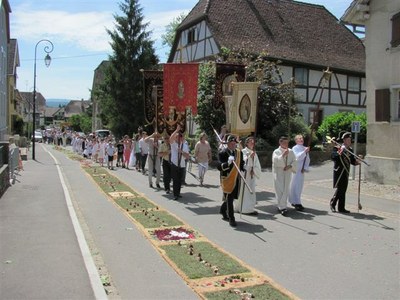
[
  {"x1": 363, "y1": 0, "x2": 400, "y2": 184},
  {"x1": 277, "y1": 63, "x2": 366, "y2": 125},
  {"x1": 174, "y1": 21, "x2": 219, "y2": 63},
  {"x1": 0, "y1": 5, "x2": 8, "y2": 141}
]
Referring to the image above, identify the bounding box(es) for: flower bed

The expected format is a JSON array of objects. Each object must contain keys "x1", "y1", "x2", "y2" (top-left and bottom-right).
[{"x1": 152, "y1": 227, "x2": 196, "y2": 241}]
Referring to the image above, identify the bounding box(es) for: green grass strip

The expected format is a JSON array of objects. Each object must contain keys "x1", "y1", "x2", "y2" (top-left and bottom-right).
[
  {"x1": 204, "y1": 283, "x2": 290, "y2": 300},
  {"x1": 130, "y1": 211, "x2": 183, "y2": 228},
  {"x1": 161, "y1": 241, "x2": 249, "y2": 279},
  {"x1": 115, "y1": 197, "x2": 156, "y2": 210}
]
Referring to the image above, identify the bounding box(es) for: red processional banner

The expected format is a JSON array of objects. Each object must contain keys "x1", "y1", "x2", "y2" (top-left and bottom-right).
[{"x1": 163, "y1": 63, "x2": 199, "y2": 116}]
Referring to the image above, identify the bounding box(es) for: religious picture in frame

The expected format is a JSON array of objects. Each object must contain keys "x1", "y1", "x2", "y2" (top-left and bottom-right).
[{"x1": 230, "y1": 82, "x2": 259, "y2": 135}]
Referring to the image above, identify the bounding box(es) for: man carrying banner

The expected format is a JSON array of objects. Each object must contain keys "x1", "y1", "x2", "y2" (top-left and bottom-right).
[
  {"x1": 145, "y1": 132, "x2": 161, "y2": 188},
  {"x1": 169, "y1": 125, "x2": 190, "y2": 200},
  {"x1": 218, "y1": 135, "x2": 245, "y2": 227}
]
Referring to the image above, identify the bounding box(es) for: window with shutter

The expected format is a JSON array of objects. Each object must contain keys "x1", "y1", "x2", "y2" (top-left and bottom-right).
[
  {"x1": 391, "y1": 12, "x2": 400, "y2": 48},
  {"x1": 375, "y1": 89, "x2": 390, "y2": 122}
]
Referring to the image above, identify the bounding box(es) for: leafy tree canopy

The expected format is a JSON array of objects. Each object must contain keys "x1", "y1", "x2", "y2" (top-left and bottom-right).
[
  {"x1": 317, "y1": 111, "x2": 367, "y2": 143},
  {"x1": 161, "y1": 13, "x2": 187, "y2": 48},
  {"x1": 98, "y1": 0, "x2": 159, "y2": 138}
]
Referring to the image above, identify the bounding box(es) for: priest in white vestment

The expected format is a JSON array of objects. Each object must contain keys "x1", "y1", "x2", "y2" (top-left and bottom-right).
[
  {"x1": 272, "y1": 136, "x2": 296, "y2": 216},
  {"x1": 289, "y1": 134, "x2": 310, "y2": 211},
  {"x1": 235, "y1": 136, "x2": 262, "y2": 214}
]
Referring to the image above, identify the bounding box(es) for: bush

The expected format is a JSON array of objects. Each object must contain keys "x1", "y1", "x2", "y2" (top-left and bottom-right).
[
  {"x1": 267, "y1": 115, "x2": 313, "y2": 147},
  {"x1": 317, "y1": 112, "x2": 366, "y2": 143}
]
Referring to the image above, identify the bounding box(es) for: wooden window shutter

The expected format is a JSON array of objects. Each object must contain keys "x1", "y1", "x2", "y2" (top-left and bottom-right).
[
  {"x1": 375, "y1": 89, "x2": 390, "y2": 122},
  {"x1": 391, "y1": 12, "x2": 400, "y2": 48}
]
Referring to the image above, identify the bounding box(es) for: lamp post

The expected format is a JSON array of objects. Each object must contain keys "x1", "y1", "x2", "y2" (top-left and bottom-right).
[{"x1": 32, "y1": 39, "x2": 54, "y2": 160}]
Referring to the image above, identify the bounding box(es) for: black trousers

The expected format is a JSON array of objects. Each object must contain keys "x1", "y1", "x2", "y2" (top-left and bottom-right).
[
  {"x1": 141, "y1": 154, "x2": 148, "y2": 172},
  {"x1": 162, "y1": 159, "x2": 171, "y2": 191},
  {"x1": 332, "y1": 173, "x2": 349, "y2": 211},
  {"x1": 171, "y1": 164, "x2": 183, "y2": 197},
  {"x1": 220, "y1": 192, "x2": 235, "y2": 221}
]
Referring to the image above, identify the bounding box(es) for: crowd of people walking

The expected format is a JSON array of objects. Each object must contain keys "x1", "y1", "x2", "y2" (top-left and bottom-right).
[{"x1": 61, "y1": 124, "x2": 360, "y2": 229}]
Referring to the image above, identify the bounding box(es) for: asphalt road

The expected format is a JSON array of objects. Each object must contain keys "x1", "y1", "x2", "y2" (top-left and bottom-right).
[{"x1": 1, "y1": 143, "x2": 398, "y2": 300}]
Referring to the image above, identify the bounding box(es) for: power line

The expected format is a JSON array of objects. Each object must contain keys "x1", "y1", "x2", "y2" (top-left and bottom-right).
[
  {"x1": 20, "y1": 53, "x2": 109, "y2": 62},
  {"x1": 20, "y1": 44, "x2": 171, "y2": 62}
]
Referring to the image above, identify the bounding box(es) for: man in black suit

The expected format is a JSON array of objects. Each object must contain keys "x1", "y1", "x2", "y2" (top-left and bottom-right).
[
  {"x1": 217, "y1": 135, "x2": 245, "y2": 227},
  {"x1": 330, "y1": 132, "x2": 360, "y2": 213}
]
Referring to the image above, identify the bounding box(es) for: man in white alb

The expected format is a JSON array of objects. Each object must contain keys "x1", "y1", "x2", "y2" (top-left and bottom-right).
[
  {"x1": 289, "y1": 134, "x2": 310, "y2": 211},
  {"x1": 272, "y1": 136, "x2": 296, "y2": 216}
]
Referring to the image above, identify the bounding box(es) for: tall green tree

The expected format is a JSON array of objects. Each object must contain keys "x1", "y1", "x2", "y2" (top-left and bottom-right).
[
  {"x1": 100, "y1": 0, "x2": 159, "y2": 138},
  {"x1": 161, "y1": 13, "x2": 187, "y2": 56}
]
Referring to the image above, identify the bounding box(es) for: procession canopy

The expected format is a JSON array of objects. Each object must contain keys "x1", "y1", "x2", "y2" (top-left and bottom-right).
[
  {"x1": 214, "y1": 63, "x2": 246, "y2": 109},
  {"x1": 163, "y1": 63, "x2": 199, "y2": 117}
]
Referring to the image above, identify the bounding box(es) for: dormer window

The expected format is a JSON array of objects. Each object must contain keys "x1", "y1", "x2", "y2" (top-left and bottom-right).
[
  {"x1": 187, "y1": 28, "x2": 196, "y2": 45},
  {"x1": 391, "y1": 11, "x2": 400, "y2": 48}
]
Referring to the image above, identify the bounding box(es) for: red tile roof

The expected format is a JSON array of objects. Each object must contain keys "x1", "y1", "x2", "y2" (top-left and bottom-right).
[{"x1": 175, "y1": 0, "x2": 365, "y2": 73}]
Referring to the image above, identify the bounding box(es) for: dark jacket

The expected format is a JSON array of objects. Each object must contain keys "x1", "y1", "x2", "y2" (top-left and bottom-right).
[
  {"x1": 331, "y1": 146, "x2": 357, "y2": 187},
  {"x1": 218, "y1": 147, "x2": 244, "y2": 198}
]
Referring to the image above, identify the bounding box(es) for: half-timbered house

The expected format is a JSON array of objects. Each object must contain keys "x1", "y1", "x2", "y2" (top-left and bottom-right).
[{"x1": 168, "y1": 0, "x2": 366, "y2": 126}]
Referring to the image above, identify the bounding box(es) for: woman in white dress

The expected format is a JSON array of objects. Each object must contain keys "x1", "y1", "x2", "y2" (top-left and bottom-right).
[
  {"x1": 92, "y1": 139, "x2": 99, "y2": 162},
  {"x1": 235, "y1": 136, "x2": 262, "y2": 214},
  {"x1": 98, "y1": 139, "x2": 106, "y2": 167}
]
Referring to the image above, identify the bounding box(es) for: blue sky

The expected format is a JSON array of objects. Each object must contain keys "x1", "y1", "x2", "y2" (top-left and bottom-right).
[{"x1": 9, "y1": 0, "x2": 353, "y2": 100}]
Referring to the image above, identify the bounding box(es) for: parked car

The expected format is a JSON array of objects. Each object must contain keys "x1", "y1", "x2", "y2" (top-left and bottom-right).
[
  {"x1": 95, "y1": 129, "x2": 111, "y2": 139},
  {"x1": 32, "y1": 131, "x2": 43, "y2": 143}
]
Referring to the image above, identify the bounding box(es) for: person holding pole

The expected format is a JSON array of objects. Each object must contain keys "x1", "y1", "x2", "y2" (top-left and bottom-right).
[
  {"x1": 272, "y1": 136, "x2": 296, "y2": 216},
  {"x1": 145, "y1": 132, "x2": 162, "y2": 188},
  {"x1": 217, "y1": 135, "x2": 245, "y2": 227},
  {"x1": 330, "y1": 132, "x2": 360, "y2": 213},
  {"x1": 235, "y1": 136, "x2": 261, "y2": 215},
  {"x1": 288, "y1": 134, "x2": 310, "y2": 211},
  {"x1": 169, "y1": 125, "x2": 190, "y2": 200}
]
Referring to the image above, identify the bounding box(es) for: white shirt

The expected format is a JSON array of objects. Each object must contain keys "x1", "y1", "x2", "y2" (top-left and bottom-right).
[
  {"x1": 170, "y1": 141, "x2": 189, "y2": 168},
  {"x1": 139, "y1": 138, "x2": 149, "y2": 155}
]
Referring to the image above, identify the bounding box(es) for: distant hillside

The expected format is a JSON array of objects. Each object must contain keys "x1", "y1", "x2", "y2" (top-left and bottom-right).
[{"x1": 46, "y1": 99, "x2": 70, "y2": 108}]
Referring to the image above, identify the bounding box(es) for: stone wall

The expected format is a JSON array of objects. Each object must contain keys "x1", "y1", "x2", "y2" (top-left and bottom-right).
[{"x1": 0, "y1": 142, "x2": 10, "y2": 198}]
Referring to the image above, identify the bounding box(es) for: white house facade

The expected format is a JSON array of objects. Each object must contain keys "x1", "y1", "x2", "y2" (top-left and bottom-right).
[{"x1": 342, "y1": 0, "x2": 400, "y2": 184}]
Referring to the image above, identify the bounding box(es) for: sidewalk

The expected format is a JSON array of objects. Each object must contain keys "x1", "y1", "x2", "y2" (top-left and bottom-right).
[
  {"x1": 0, "y1": 144, "x2": 198, "y2": 300},
  {"x1": 1, "y1": 143, "x2": 399, "y2": 300},
  {"x1": 0, "y1": 144, "x2": 101, "y2": 299}
]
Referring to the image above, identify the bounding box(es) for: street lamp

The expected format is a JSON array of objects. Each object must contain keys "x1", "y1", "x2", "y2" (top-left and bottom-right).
[{"x1": 32, "y1": 39, "x2": 54, "y2": 160}]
